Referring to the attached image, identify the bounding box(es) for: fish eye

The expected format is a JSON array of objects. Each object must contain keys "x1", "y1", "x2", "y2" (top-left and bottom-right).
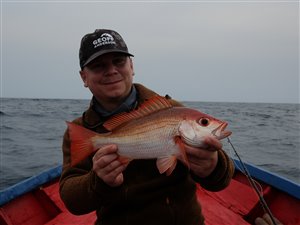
[{"x1": 198, "y1": 118, "x2": 210, "y2": 127}]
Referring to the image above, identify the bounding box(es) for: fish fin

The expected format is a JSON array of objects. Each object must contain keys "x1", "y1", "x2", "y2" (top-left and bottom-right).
[
  {"x1": 103, "y1": 95, "x2": 173, "y2": 131},
  {"x1": 174, "y1": 136, "x2": 190, "y2": 170},
  {"x1": 66, "y1": 121, "x2": 97, "y2": 166},
  {"x1": 156, "y1": 156, "x2": 177, "y2": 176},
  {"x1": 166, "y1": 159, "x2": 178, "y2": 176}
]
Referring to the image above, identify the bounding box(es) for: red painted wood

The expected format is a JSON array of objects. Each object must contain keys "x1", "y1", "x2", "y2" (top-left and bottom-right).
[{"x1": 1, "y1": 171, "x2": 300, "y2": 225}]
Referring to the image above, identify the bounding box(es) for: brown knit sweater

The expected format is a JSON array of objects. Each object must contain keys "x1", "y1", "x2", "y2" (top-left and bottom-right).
[{"x1": 59, "y1": 83, "x2": 234, "y2": 225}]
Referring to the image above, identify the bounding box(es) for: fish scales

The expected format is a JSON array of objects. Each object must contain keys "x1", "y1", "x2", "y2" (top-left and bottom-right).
[{"x1": 93, "y1": 110, "x2": 182, "y2": 159}]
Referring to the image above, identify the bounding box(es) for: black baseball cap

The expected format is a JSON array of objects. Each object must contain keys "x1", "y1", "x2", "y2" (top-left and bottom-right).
[{"x1": 79, "y1": 29, "x2": 134, "y2": 69}]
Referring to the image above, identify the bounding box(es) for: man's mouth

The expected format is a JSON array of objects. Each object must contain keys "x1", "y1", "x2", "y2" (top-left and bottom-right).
[{"x1": 102, "y1": 79, "x2": 122, "y2": 85}]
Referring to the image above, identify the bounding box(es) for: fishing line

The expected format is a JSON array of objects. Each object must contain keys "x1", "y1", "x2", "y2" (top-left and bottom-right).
[
  {"x1": 227, "y1": 144, "x2": 264, "y2": 195},
  {"x1": 227, "y1": 137, "x2": 278, "y2": 225}
]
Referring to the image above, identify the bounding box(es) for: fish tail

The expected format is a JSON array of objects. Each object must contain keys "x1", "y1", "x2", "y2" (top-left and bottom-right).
[{"x1": 66, "y1": 121, "x2": 97, "y2": 166}]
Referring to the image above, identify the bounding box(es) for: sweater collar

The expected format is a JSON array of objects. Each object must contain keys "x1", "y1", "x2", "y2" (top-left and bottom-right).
[
  {"x1": 82, "y1": 83, "x2": 159, "y2": 130},
  {"x1": 92, "y1": 85, "x2": 137, "y2": 118}
]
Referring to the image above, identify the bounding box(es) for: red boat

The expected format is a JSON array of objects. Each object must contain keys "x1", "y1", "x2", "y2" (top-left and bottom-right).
[{"x1": 1, "y1": 159, "x2": 299, "y2": 225}]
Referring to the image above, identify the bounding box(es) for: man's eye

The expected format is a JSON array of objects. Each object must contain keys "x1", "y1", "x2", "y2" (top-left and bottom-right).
[
  {"x1": 113, "y1": 57, "x2": 126, "y2": 66},
  {"x1": 89, "y1": 63, "x2": 105, "y2": 70}
]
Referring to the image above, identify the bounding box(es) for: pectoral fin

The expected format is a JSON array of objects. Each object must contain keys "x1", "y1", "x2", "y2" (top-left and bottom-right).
[{"x1": 156, "y1": 156, "x2": 177, "y2": 176}]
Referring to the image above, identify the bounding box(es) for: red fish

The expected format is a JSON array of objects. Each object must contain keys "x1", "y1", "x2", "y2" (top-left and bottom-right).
[{"x1": 67, "y1": 96, "x2": 231, "y2": 175}]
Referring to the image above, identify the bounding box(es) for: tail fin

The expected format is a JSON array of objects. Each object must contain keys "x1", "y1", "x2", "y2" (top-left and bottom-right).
[{"x1": 66, "y1": 122, "x2": 97, "y2": 166}]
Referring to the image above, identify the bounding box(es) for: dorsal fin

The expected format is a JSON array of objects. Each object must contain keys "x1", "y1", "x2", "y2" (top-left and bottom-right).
[{"x1": 103, "y1": 95, "x2": 173, "y2": 131}]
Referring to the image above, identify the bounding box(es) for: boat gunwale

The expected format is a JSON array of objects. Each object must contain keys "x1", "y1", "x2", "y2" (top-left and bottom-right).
[
  {"x1": 0, "y1": 165, "x2": 62, "y2": 206},
  {"x1": 0, "y1": 159, "x2": 299, "y2": 206},
  {"x1": 233, "y1": 159, "x2": 300, "y2": 199}
]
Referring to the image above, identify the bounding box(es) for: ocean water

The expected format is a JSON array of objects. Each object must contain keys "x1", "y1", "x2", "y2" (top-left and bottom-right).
[{"x1": 0, "y1": 98, "x2": 299, "y2": 190}]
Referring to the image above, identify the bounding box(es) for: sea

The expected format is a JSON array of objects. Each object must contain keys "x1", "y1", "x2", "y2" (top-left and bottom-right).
[{"x1": 0, "y1": 98, "x2": 299, "y2": 191}]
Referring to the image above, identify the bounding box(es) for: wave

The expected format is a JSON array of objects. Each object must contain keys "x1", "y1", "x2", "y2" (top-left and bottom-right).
[
  {"x1": 1, "y1": 125, "x2": 14, "y2": 130},
  {"x1": 243, "y1": 112, "x2": 272, "y2": 119},
  {"x1": 26, "y1": 113, "x2": 47, "y2": 118},
  {"x1": 0, "y1": 111, "x2": 7, "y2": 116}
]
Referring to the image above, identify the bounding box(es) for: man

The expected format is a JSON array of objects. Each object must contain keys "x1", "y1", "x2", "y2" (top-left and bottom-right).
[{"x1": 59, "y1": 29, "x2": 234, "y2": 225}]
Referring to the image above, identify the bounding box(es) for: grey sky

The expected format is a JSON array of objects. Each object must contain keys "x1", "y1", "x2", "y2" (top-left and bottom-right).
[{"x1": 1, "y1": 1, "x2": 299, "y2": 103}]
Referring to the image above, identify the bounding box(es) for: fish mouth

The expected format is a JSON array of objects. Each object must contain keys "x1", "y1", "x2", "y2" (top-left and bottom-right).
[{"x1": 212, "y1": 122, "x2": 232, "y2": 140}]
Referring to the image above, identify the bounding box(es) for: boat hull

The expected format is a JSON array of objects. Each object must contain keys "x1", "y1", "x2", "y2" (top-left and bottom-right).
[{"x1": 1, "y1": 160, "x2": 299, "y2": 225}]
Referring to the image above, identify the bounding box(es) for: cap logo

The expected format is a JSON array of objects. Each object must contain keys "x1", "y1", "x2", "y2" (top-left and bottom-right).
[{"x1": 93, "y1": 33, "x2": 116, "y2": 48}]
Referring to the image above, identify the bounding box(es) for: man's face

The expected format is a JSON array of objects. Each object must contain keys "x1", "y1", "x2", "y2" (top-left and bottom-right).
[{"x1": 80, "y1": 52, "x2": 134, "y2": 108}]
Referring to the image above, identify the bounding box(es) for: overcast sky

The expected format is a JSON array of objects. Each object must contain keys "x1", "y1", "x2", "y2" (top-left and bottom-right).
[{"x1": 1, "y1": 0, "x2": 299, "y2": 103}]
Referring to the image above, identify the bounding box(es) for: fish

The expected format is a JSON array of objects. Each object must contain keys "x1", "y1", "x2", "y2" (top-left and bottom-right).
[{"x1": 66, "y1": 95, "x2": 232, "y2": 175}]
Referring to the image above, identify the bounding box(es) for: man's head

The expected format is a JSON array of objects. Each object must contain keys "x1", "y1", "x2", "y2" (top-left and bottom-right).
[
  {"x1": 79, "y1": 29, "x2": 135, "y2": 110},
  {"x1": 79, "y1": 29, "x2": 134, "y2": 70}
]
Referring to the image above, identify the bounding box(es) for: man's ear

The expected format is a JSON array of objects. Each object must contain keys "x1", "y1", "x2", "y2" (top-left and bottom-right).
[
  {"x1": 129, "y1": 58, "x2": 134, "y2": 76},
  {"x1": 80, "y1": 70, "x2": 88, "y2": 87}
]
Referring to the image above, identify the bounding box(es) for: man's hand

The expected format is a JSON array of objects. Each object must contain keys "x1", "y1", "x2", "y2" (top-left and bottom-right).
[
  {"x1": 185, "y1": 136, "x2": 222, "y2": 178},
  {"x1": 92, "y1": 144, "x2": 129, "y2": 187},
  {"x1": 255, "y1": 213, "x2": 283, "y2": 225}
]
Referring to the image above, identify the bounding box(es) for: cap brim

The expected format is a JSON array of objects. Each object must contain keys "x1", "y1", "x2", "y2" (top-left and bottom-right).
[{"x1": 82, "y1": 49, "x2": 134, "y2": 68}]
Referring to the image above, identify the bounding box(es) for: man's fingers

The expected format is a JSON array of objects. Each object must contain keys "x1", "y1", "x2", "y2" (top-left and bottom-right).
[
  {"x1": 91, "y1": 144, "x2": 129, "y2": 187},
  {"x1": 203, "y1": 136, "x2": 222, "y2": 151},
  {"x1": 102, "y1": 164, "x2": 128, "y2": 187},
  {"x1": 255, "y1": 217, "x2": 267, "y2": 225},
  {"x1": 254, "y1": 213, "x2": 283, "y2": 225},
  {"x1": 93, "y1": 144, "x2": 118, "y2": 161},
  {"x1": 95, "y1": 154, "x2": 118, "y2": 169},
  {"x1": 109, "y1": 173, "x2": 124, "y2": 187}
]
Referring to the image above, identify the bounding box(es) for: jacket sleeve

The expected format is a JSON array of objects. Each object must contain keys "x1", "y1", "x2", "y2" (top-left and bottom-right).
[
  {"x1": 59, "y1": 124, "x2": 126, "y2": 215},
  {"x1": 191, "y1": 149, "x2": 235, "y2": 192}
]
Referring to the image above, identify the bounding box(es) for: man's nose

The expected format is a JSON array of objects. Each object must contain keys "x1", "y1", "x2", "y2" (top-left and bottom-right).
[{"x1": 104, "y1": 61, "x2": 118, "y2": 75}]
